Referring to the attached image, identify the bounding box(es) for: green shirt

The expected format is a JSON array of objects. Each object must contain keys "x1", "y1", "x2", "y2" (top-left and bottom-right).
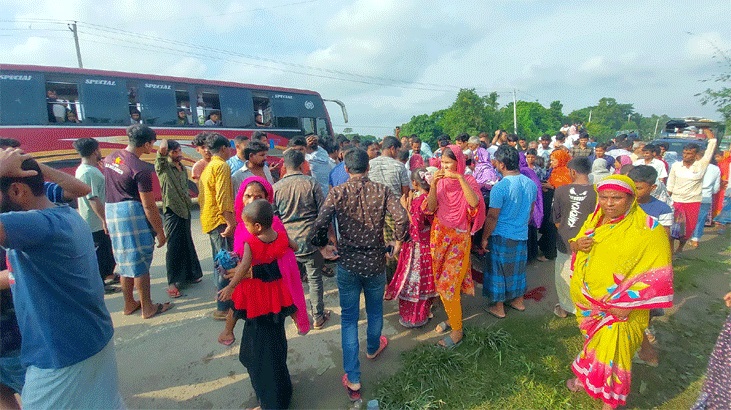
[{"x1": 155, "y1": 152, "x2": 193, "y2": 219}]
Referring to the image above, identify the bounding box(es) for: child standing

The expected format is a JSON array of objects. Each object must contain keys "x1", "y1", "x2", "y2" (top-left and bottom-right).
[
  {"x1": 385, "y1": 168, "x2": 437, "y2": 328},
  {"x1": 218, "y1": 199, "x2": 299, "y2": 409}
]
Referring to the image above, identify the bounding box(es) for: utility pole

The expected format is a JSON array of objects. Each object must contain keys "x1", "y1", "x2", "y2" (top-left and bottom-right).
[
  {"x1": 68, "y1": 21, "x2": 83, "y2": 68},
  {"x1": 512, "y1": 89, "x2": 517, "y2": 134}
]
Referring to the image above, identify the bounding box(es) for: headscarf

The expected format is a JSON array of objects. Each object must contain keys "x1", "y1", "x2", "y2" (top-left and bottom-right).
[
  {"x1": 473, "y1": 147, "x2": 501, "y2": 188},
  {"x1": 548, "y1": 149, "x2": 572, "y2": 188},
  {"x1": 233, "y1": 176, "x2": 284, "y2": 255},
  {"x1": 569, "y1": 174, "x2": 673, "y2": 406},
  {"x1": 589, "y1": 158, "x2": 611, "y2": 184},
  {"x1": 409, "y1": 153, "x2": 425, "y2": 171},
  {"x1": 435, "y1": 145, "x2": 486, "y2": 234},
  {"x1": 614, "y1": 155, "x2": 633, "y2": 174},
  {"x1": 519, "y1": 152, "x2": 544, "y2": 228}
]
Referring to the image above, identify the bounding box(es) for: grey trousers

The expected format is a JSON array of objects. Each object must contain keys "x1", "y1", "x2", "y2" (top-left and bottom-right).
[{"x1": 297, "y1": 251, "x2": 325, "y2": 320}]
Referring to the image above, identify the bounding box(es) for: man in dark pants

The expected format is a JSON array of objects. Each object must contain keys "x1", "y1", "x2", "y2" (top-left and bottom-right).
[{"x1": 155, "y1": 139, "x2": 203, "y2": 298}]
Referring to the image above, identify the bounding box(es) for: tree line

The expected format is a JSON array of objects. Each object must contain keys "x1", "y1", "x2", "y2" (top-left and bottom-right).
[{"x1": 399, "y1": 88, "x2": 674, "y2": 147}]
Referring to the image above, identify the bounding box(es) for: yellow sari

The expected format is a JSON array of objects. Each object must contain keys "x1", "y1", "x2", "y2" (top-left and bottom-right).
[{"x1": 570, "y1": 175, "x2": 673, "y2": 408}]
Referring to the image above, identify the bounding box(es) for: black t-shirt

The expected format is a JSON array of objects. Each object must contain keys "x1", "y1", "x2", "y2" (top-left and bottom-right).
[{"x1": 551, "y1": 183, "x2": 597, "y2": 254}]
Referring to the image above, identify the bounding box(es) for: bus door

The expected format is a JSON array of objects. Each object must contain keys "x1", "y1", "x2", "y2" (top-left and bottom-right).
[
  {"x1": 219, "y1": 87, "x2": 253, "y2": 129},
  {"x1": 0, "y1": 71, "x2": 45, "y2": 125}
]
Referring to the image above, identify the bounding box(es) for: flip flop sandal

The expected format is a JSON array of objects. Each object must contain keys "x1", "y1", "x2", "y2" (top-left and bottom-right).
[
  {"x1": 366, "y1": 336, "x2": 388, "y2": 359},
  {"x1": 434, "y1": 321, "x2": 451, "y2": 333},
  {"x1": 483, "y1": 305, "x2": 506, "y2": 319},
  {"x1": 437, "y1": 334, "x2": 462, "y2": 349},
  {"x1": 167, "y1": 287, "x2": 182, "y2": 298},
  {"x1": 342, "y1": 374, "x2": 361, "y2": 402},
  {"x1": 507, "y1": 303, "x2": 526, "y2": 312},
  {"x1": 143, "y1": 302, "x2": 173, "y2": 319},
  {"x1": 313, "y1": 310, "x2": 331, "y2": 329}
]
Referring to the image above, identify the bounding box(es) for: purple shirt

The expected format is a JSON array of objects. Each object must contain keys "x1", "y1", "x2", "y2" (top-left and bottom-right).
[{"x1": 103, "y1": 149, "x2": 154, "y2": 203}]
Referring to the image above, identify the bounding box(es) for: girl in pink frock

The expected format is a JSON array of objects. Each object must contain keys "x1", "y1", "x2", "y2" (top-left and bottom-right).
[{"x1": 385, "y1": 168, "x2": 437, "y2": 328}]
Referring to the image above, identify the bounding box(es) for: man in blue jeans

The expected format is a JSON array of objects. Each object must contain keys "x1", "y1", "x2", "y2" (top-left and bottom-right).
[{"x1": 313, "y1": 148, "x2": 409, "y2": 402}]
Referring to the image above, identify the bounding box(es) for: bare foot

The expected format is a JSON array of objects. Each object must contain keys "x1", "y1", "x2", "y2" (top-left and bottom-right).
[
  {"x1": 123, "y1": 300, "x2": 141, "y2": 315},
  {"x1": 218, "y1": 330, "x2": 236, "y2": 346},
  {"x1": 566, "y1": 377, "x2": 582, "y2": 393}
]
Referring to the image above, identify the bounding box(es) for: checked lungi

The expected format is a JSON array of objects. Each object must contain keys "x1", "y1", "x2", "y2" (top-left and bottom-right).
[
  {"x1": 484, "y1": 234, "x2": 528, "y2": 303},
  {"x1": 106, "y1": 201, "x2": 155, "y2": 278}
]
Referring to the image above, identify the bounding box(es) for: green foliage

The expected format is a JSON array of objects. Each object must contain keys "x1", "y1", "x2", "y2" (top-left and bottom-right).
[
  {"x1": 399, "y1": 89, "x2": 675, "y2": 148},
  {"x1": 697, "y1": 47, "x2": 731, "y2": 125}
]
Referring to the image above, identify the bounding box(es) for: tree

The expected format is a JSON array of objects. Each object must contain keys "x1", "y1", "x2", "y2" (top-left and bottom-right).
[
  {"x1": 498, "y1": 101, "x2": 561, "y2": 139},
  {"x1": 399, "y1": 110, "x2": 445, "y2": 148},
  {"x1": 440, "y1": 89, "x2": 490, "y2": 137},
  {"x1": 698, "y1": 48, "x2": 731, "y2": 129}
]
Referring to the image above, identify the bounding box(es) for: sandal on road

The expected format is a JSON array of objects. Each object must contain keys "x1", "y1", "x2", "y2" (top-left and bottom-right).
[
  {"x1": 434, "y1": 321, "x2": 451, "y2": 333},
  {"x1": 366, "y1": 336, "x2": 388, "y2": 359},
  {"x1": 313, "y1": 310, "x2": 331, "y2": 330},
  {"x1": 143, "y1": 302, "x2": 173, "y2": 319},
  {"x1": 342, "y1": 374, "x2": 361, "y2": 402},
  {"x1": 167, "y1": 286, "x2": 182, "y2": 299},
  {"x1": 437, "y1": 334, "x2": 462, "y2": 349}
]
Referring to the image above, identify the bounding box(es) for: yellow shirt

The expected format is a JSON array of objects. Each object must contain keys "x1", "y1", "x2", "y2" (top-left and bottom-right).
[{"x1": 200, "y1": 156, "x2": 234, "y2": 233}]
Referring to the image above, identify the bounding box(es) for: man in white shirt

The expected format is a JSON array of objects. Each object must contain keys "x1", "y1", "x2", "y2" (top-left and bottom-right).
[
  {"x1": 633, "y1": 143, "x2": 668, "y2": 184},
  {"x1": 666, "y1": 130, "x2": 717, "y2": 253},
  {"x1": 536, "y1": 134, "x2": 554, "y2": 161},
  {"x1": 689, "y1": 159, "x2": 721, "y2": 247},
  {"x1": 231, "y1": 140, "x2": 274, "y2": 196},
  {"x1": 606, "y1": 139, "x2": 633, "y2": 159}
]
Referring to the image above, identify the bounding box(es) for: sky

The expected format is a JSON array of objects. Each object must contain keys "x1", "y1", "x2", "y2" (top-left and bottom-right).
[{"x1": 1, "y1": 0, "x2": 730, "y2": 136}]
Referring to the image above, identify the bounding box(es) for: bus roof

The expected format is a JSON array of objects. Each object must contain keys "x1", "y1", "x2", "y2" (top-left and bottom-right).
[{"x1": 0, "y1": 63, "x2": 322, "y2": 97}]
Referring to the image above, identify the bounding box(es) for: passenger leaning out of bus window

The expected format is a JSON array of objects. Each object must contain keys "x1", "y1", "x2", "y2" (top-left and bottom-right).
[
  {"x1": 176, "y1": 108, "x2": 190, "y2": 126},
  {"x1": 130, "y1": 109, "x2": 143, "y2": 125},
  {"x1": 66, "y1": 110, "x2": 82, "y2": 124},
  {"x1": 204, "y1": 110, "x2": 222, "y2": 126}
]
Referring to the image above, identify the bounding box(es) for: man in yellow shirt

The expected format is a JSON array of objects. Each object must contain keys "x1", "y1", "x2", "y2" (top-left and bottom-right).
[{"x1": 199, "y1": 133, "x2": 236, "y2": 320}]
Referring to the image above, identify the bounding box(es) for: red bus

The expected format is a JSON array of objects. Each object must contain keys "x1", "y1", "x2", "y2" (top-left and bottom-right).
[{"x1": 0, "y1": 64, "x2": 343, "y2": 198}]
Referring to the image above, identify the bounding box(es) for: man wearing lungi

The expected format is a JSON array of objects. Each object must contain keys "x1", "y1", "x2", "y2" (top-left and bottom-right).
[
  {"x1": 667, "y1": 130, "x2": 717, "y2": 254},
  {"x1": 0, "y1": 148, "x2": 124, "y2": 408},
  {"x1": 104, "y1": 124, "x2": 172, "y2": 319},
  {"x1": 156, "y1": 139, "x2": 203, "y2": 298}
]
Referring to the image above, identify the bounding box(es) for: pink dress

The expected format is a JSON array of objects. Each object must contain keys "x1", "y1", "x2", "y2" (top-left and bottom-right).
[{"x1": 384, "y1": 194, "x2": 437, "y2": 327}]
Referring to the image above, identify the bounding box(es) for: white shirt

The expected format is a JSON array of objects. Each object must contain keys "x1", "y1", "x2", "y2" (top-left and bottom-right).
[
  {"x1": 667, "y1": 139, "x2": 717, "y2": 203},
  {"x1": 231, "y1": 162, "x2": 274, "y2": 197},
  {"x1": 633, "y1": 158, "x2": 668, "y2": 184},
  {"x1": 606, "y1": 148, "x2": 632, "y2": 158},
  {"x1": 700, "y1": 163, "x2": 721, "y2": 203}
]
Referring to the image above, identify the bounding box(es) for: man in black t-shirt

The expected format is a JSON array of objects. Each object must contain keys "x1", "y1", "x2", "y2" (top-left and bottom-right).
[{"x1": 551, "y1": 157, "x2": 596, "y2": 318}]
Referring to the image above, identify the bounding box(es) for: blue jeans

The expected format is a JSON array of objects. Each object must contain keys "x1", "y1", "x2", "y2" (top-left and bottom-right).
[
  {"x1": 692, "y1": 202, "x2": 712, "y2": 241},
  {"x1": 336, "y1": 265, "x2": 386, "y2": 385}
]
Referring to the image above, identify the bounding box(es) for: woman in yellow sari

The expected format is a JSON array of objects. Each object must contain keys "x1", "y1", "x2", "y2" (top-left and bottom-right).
[{"x1": 566, "y1": 175, "x2": 673, "y2": 409}]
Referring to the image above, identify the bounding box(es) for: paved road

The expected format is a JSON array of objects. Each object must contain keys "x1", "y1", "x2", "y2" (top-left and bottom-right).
[{"x1": 110, "y1": 208, "x2": 560, "y2": 409}]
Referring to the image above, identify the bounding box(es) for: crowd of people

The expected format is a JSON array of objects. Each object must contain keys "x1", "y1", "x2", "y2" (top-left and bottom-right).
[{"x1": 0, "y1": 122, "x2": 730, "y2": 409}]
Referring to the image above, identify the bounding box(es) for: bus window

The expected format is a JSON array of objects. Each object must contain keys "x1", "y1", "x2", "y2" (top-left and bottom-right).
[
  {"x1": 219, "y1": 87, "x2": 252, "y2": 128},
  {"x1": 127, "y1": 83, "x2": 141, "y2": 122},
  {"x1": 80, "y1": 78, "x2": 127, "y2": 125},
  {"x1": 303, "y1": 117, "x2": 315, "y2": 135},
  {"x1": 253, "y1": 95, "x2": 272, "y2": 127},
  {"x1": 275, "y1": 116, "x2": 299, "y2": 129},
  {"x1": 0, "y1": 73, "x2": 45, "y2": 125},
  {"x1": 196, "y1": 88, "x2": 221, "y2": 126},
  {"x1": 316, "y1": 117, "x2": 328, "y2": 137},
  {"x1": 138, "y1": 81, "x2": 177, "y2": 126},
  {"x1": 175, "y1": 88, "x2": 193, "y2": 126},
  {"x1": 46, "y1": 82, "x2": 80, "y2": 123}
]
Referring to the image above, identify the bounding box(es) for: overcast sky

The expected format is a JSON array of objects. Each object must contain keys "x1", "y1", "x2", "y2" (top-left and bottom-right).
[{"x1": 2, "y1": 0, "x2": 729, "y2": 136}]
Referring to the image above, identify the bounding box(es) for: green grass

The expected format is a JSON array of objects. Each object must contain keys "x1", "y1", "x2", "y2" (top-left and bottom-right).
[
  {"x1": 375, "y1": 235, "x2": 731, "y2": 409},
  {"x1": 376, "y1": 318, "x2": 597, "y2": 409}
]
